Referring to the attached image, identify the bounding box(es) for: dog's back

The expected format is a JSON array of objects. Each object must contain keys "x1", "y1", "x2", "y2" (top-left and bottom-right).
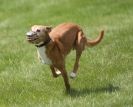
[{"x1": 49, "y1": 23, "x2": 81, "y2": 54}]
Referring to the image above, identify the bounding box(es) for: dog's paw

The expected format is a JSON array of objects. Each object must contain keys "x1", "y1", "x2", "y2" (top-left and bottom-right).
[
  {"x1": 56, "y1": 70, "x2": 61, "y2": 75},
  {"x1": 70, "y1": 72, "x2": 76, "y2": 78}
]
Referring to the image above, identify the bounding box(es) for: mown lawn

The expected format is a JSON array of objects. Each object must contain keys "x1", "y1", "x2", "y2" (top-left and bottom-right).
[{"x1": 0, "y1": 0, "x2": 133, "y2": 107}]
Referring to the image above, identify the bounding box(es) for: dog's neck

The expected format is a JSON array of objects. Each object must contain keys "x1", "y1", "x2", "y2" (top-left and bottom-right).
[{"x1": 35, "y1": 35, "x2": 51, "y2": 48}]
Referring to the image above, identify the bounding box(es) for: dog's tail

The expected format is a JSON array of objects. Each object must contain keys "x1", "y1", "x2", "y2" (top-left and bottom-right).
[{"x1": 86, "y1": 30, "x2": 104, "y2": 47}]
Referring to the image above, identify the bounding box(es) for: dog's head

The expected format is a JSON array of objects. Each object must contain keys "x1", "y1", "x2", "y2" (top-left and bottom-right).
[{"x1": 26, "y1": 25, "x2": 52, "y2": 44}]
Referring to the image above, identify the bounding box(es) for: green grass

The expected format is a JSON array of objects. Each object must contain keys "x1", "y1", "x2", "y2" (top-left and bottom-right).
[{"x1": 0, "y1": 0, "x2": 133, "y2": 107}]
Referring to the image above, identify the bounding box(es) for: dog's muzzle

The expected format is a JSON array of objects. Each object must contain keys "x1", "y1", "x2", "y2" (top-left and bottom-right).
[
  {"x1": 26, "y1": 31, "x2": 38, "y2": 41},
  {"x1": 26, "y1": 31, "x2": 36, "y2": 37}
]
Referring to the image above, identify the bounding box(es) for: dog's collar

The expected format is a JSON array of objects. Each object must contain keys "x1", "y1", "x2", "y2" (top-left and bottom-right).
[{"x1": 35, "y1": 38, "x2": 51, "y2": 48}]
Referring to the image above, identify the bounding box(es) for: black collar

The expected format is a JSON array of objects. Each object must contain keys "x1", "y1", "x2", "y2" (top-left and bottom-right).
[{"x1": 35, "y1": 38, "x2": 51, "y2": 48}]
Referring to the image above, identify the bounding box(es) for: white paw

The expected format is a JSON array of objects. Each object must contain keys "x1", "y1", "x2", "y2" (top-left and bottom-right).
[
  {"x1": 70, "y1": 72, "x2": 76, "y2": 78},
  {"x1": 56, "y1": 70, "x2": 61, "y2": 75}
]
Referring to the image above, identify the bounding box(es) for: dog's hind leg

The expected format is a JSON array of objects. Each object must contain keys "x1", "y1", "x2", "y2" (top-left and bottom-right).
[
  {"x1": 70, "y1": 31, "x2": 85, "y2": 78},
  {"x1": 70, "y1": 50, "x2": 82, "y2": 78}
]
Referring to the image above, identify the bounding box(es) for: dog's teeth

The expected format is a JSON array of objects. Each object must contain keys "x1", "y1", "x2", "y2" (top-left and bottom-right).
[{"x1": 70, "y1": 72, "x2": 76, "y2": 78}]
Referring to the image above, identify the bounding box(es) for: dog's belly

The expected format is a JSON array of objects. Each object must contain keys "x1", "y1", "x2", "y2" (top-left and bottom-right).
[{"x1": 37, "y1": 46, "x2": 52, "y2": 65}]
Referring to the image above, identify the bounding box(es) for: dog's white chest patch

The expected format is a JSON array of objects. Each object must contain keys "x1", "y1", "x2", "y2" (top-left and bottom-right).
[{"x1": 37, "y1": 46, "x2": 52, "y2": 65}]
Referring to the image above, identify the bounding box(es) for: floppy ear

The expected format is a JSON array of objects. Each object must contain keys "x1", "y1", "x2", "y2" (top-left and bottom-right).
[{"x1": 45, "y1": 26, "x2": 52, "y2": 33}]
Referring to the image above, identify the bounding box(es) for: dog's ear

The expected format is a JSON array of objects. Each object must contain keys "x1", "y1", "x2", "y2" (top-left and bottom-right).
[{"x1": 45, "y1": 26, "x2": 52, "y2": 33}]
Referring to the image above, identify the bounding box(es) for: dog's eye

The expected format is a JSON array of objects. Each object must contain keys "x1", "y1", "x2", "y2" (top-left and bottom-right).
[{"x1": 36, "y1": 29, "x2": 41, "y2": 32}]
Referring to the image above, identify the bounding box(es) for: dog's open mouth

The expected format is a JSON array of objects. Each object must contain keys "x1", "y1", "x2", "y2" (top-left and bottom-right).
[
  {"x1": 27, "y1": 36, "x2": 38, "y2": 41},
  {"x1": 26, "y1": 31, "x2": 39, "y2": 42}
]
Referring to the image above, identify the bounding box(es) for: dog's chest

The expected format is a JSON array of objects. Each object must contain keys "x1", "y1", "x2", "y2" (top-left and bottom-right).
[{"x1": 37, "y1": 46, "x2": 52, "y2": 65}]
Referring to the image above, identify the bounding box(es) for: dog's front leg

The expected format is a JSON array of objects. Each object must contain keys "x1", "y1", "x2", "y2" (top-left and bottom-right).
[
  {"x1": 54, "y1": 39, "x2": 65, "y2": 55},
  {"x1": 50, "y1": 65, "x2": 59, "y2": 78},
  {"x1": 58, "y1": 67, "x2": 70, "y2": 91}
]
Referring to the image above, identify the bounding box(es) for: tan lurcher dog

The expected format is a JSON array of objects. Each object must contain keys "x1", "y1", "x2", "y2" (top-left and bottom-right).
[{"x1": 26, "y1": 23, "x2": 104, "y2": 91}]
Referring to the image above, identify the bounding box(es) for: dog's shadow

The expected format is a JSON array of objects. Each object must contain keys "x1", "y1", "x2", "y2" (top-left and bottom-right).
[{"x1": 67, "y1": 84, "x2": 120, "y2": 97}]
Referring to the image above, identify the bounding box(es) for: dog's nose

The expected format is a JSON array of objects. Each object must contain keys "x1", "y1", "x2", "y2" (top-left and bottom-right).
[{"x1": 26, "y1": 31, "x2": 36, "y2": 37}]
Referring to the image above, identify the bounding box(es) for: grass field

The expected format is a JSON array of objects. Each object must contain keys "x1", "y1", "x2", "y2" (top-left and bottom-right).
[{"x1": 0, "y1": 0, "x2": 133, "y2": 107}]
